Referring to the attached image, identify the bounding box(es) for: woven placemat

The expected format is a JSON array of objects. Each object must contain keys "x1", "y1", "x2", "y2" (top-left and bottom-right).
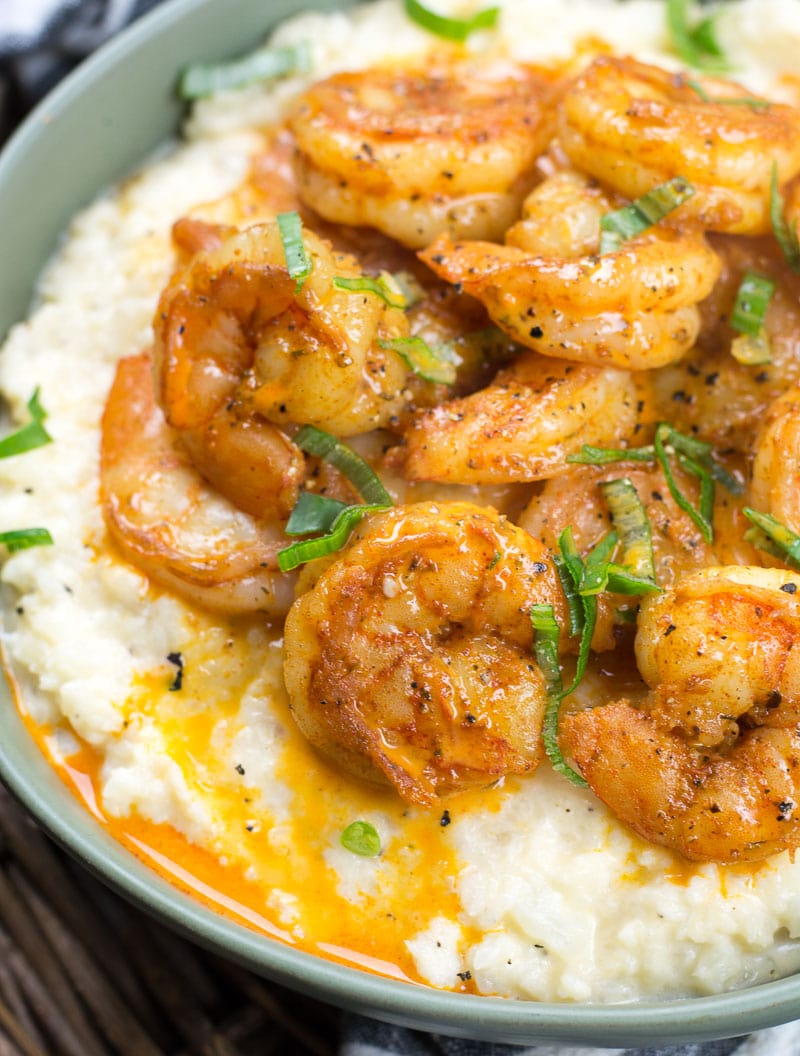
[{"x1": 0, "y1": 782, "x2": 339, "y2": 1056}]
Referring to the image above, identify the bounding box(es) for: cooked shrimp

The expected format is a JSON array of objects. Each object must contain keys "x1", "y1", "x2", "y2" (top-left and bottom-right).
[
  {"x1": 563, "y1": 565, "x2": 800, "y2": 862},
  {"x1": 152, "y1": 220, "x2": 411, "y2": 517},
  {"x1": 646, "y1": 234, "x2": 800, "y2": 450},
  {"x1": 420, "y1": 223, "x2": 720, "y2": 370},
  {"x1": 289, "y1": 59, "x2": 559, "y2": 249},
  {"x1": 751, "y1": 386, "x2": 800, "y2": 532},
  {"x1": 559, "y1": 57, "x2": 800, "y2": 234},
  {"x1": 504, "y1": 168, "x2": 611, "y2": 258},
  {"x1": 100, "y1": 353, "x2": 296, "y2": 616},
  {"x1": 401, "y1": 352, "x2": 638, "y2": 484},
  {"x1": 283, "y1": 501, "x2": 568, "y2": 806}
]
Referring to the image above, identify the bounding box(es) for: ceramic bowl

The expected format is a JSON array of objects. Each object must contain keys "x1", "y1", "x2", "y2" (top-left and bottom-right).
[{"x1": 1, "y1": 0, "x2": 799, "y2": 1044}]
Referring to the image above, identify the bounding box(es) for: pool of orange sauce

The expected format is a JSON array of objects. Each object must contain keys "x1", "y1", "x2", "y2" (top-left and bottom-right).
[{"x1": 13, "y1": 638, "x2": 491, "y2": 993}]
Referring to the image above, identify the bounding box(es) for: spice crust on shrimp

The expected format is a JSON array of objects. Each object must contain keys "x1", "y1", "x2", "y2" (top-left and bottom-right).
[
  {"x1": 560, "y1": 56, "x2": 800, "y2": 235},
  {"x1": 289, "y1": 58, "x2": 560, "y2": 249},
  {"x1": 152, "y1": 219, "x2": 412, "y2": 520},
  {"x1": 283, "y1": 501, "x2": 569, "y2": 807},
  {"x1": 563, "y1": 566, "x2": 800, "y2": 863}
]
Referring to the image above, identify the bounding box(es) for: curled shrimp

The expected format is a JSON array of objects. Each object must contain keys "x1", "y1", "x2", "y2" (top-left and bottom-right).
[
  {"x1": 420, "y1": 184, "x2": 721, "y2": 370},
  {"x1": 152, "y1": 220, "x2": 411, "y2": 517},
  {"x1": 288, "y1": 59, "x2": 559, "y2": 249},
  {"x1": 100, "y1": 353, "x2": 295, "y2": 616},
  {"x1": 283, "y1": 501, "x2": 568, "y2": 806},
  {"x1": 562, "y1": 566, "x2": 800, "y2": 862},
  {"x1": 559, "y1": 56, "x2": 800, "y2": 234},
  {"x1": 401, "y1": 351, "x2": 638, "y2": 484},
  {"x1": 751, "y1": 386, "x2": 800, "y2": 533}
]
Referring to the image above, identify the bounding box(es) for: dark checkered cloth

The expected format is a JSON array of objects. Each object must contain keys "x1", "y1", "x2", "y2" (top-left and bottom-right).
[{"x1": 2, "y1": 3, "x2": 800, "y2": 1055}]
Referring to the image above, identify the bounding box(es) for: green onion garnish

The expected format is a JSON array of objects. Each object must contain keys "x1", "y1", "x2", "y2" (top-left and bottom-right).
[
  {"x1": 0, "y1": 388, "x2": 52, "y2": 459},
  {"x1": 553, "y1": 554, "x2": 584, "y2": 638},
  {"x1": 404, "y1": 0, "x2": 499, "y2": 41},
  {"x1": 666, "y1": 0, "x2": 729, "y2": 72},
  {"x1": 770, "y1": 163, "x2": 800, "y2": 274},
  {"x1": 279, "y1": 428, "x2": 393, "y2": 570},
  {"x1": 600, "y1": 478, "x2": 658, "y2": 588},
  {"x1": 293, "y1": 426, "x2": 392, "y2": 506},
  {"x1": 333, "y1": 274, "x2": 406, "y2": 310},
  {"x1": 179, "y1": 41, "x2": 311, "y2": 100},
  {"x1": 554, "y1": 528, "x2": 596, "y2": 704},
  {"x1": 743, "y1": 508, "x2": 800, "y2": 571},
  {"x1": 285, "y1": 492, "x2": 348, "y2": 536},
  {"x1": 0, "y1": 528, "x2": 53, "y2": 553},
  {"x1": 340, "y1": 820, "x2": 381, "y2": 857},
  {"x1": 599, "y1": 177, "x2": 695, "y2": 254},
  {"x1": 278, "y1": 503, "x2": 389, "y2": 572},
  {"x1": 686, "y1": 79, "x2": 769, "y2": 110},
  {"x1": 731, "y1": 271, "x2": 775, "y2": 337},
  {"x1": 730, "y1": 270, "x2": 775, "y2": 365},
  {"x1": 578, "y1": 530, "x2": 618, "y2": 597},
  {"x1": 277, "y1": 211, "x2": 312, "y2": 291},
  {"x1": 531, "y1": 604, "x2": 587, "y2": 789},
  {"x1": 568, "y1": 424, "x2": 742, "y2": 543},
  {"x1": 378, "y1": 336, "x2": 459, "y2": 385}
]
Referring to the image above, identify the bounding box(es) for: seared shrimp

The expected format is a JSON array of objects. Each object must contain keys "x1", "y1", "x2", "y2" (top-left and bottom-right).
[
  {"x1": 100, "y1": 353, "x2": 295, "y2": 616},
  {"x1": 283, "y1": 501, "x2": 568, "y2": 806},
  {"x1": 563, "y1": 566, "x2": 800, "y2": 862},
  {"x1": 751, "y1": 386, "x2": 800, "y2": 533},
  {"x1": 646, "y1": 234, "x2": 800, "y2": 450},
  {"x1": 402, "y1": 352, "x2": 638, "y2": 484},
  {"x1": 289, "y1": 59, "x2": 558, "y2": 249},
  {"x1": 560, "y1": 57, "x2": 800, "y2": 234},
  {"x1": 421, "y1": 226, "x2": 720, "y2": 370},
  {"x1": 152, "y1": 220, "x2": 411, "y2": 517}
]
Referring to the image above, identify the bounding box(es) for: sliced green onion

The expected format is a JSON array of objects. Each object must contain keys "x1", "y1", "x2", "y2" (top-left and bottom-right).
[
  {"x1": 743, "y1": 508, "x2": 800, "y2": 571},
  {"x1": 278, "y1": 503, "x2": 389, "y2": 572},
  {"x1": 0, "y1": 527, "x2": 53, "y2": 553},
  {"x1": 553, "y1": 554, "x2": 584, "y2": 638},
  {"x1": 600, "y1": 478, "x2": 657, "y2": 587},
  {"x1": 731, "y1": 333, "x2": 772, "y2": 366},
  {"x1": 378, "y1": 336, "x2": 459, "y2": 385},
  {"x1": 531, "y1": 604, "x2": 587, "y2": 789},
  {"x1": 0, "y1": 388, "x2": 52, "y2": 459},
  {"x1": 652, "y1": 424, "x2": 712, "y2": 542},
  {"x1": 730, "y1": 271, "x2": 775, "y2": 337},
  {"x1": 333, "y1": 274, "x2": 406, "y2": 310},
  {"x1": 599, "y1": 177, "x2": 695, "y2": 254},
  {"x1": 179, "y1": 41, "x2": 311, "y2": 100},
  {"x1": 293, "y1": 426, "x2": 392, "y2": 506},
  {"x1": 404, "y1": 0, "x2": 499, "y2": 42},
  {"x1": 277, "y1": 211, "x2": 311, "y2": 291},
  {"x1": 567, "y1": 443, "x2": 655, "y2": 466},
  {"x1": 340, "y1": 820, "x2": 381, "y2": 857},
  {"x1": 285, "y1": 492, "x2": 348, "y2": 536},
  {"x1": 391, "y1": 271, "x2": 425, "y2": 309},
  {"x1": 555, "y1": 529, "x2": 597, "y2": 701},
  {"x1": 770, "y1": 163, "x2": 800, "y2": 274},
  {"x1": 605, "y1": 565, "x2": 662, "y2": 596},
  {"x1": 577, "y1": 531, "x2": 618, "y2": 597},
  {"x1": 686, "y1": 79, "x2": 769, "y2": 110},
  {"x1": 666, "y1": 0, "x2": 729, "y2": 71}
]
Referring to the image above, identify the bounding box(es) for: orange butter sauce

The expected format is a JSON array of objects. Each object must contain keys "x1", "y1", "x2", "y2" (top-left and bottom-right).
[{"x1": 9, "y1": 596, "x2": 489, "y2": 991}]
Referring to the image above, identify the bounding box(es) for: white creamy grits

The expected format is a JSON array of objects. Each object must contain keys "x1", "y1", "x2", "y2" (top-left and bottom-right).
[{"x1": 2, "y1": 0, "x2": 800, "y2": 1003}]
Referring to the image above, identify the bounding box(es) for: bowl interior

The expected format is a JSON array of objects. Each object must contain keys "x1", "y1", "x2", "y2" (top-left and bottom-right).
[{"x1": 1, "y1": 0, "x2": 800, "y2": 1044}]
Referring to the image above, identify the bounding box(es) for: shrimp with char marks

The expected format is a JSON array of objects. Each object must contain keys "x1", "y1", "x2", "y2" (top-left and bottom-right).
[
  {"x1": 559, "y1": 56, "x2": 800, "y2": 234},
  {"x1": 152, "y1": 220, "x2": 413, "y2": 519},
  {"x1": 420, "y1": 179, "x2": 721, "y2": 370},
  {"x1": 283, "y1": 501, "x2": 568, "y2": 806},
  {"x1": 288, "y1": 58, "x2": 559, "y2": 249},
  {"x1": 563, "y1": 566, "x2": 800, "y2": 862}
]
